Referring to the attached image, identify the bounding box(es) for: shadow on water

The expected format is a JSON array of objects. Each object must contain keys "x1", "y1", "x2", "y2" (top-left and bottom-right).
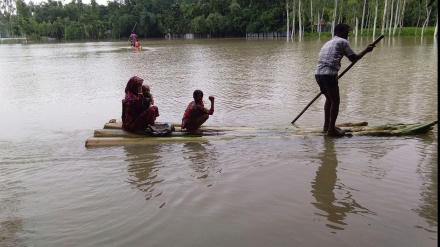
[{"x1": 311, "y1": 136, "x2": 375, "y2": 232}]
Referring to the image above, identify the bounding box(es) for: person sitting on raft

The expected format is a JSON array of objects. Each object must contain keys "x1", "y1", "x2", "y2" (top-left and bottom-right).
[
  {"x1": 122, "y1": 76, "x2": 159, "y2": 132},
  {"x1": 181, "y1": 90, "x2": 214, "y2": 133}
]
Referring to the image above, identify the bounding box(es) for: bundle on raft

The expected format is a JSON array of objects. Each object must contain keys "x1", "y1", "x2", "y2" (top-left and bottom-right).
[{"x1": 84, "y1": 119, "x2": 438, "y2": 147}]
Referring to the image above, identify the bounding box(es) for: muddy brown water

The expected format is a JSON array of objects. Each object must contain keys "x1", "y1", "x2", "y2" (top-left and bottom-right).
[{"x1": 0, "y1": 37, "x2": 437, "y2": 247}]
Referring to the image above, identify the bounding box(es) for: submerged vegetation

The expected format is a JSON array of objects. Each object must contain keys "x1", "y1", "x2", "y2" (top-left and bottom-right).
[{"x1": 0, "y1": 0, "x2": 437, "y2": 41}]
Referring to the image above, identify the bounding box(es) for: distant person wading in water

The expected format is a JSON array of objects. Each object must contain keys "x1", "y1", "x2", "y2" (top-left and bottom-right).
[{"x1": 129, "y1": 32, "x2": 137, "y2": 47}]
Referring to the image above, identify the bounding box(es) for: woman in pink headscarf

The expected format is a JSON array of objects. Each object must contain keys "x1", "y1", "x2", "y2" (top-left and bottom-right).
[{"x1": 122, "y1": 76, "x2": 158, "y2": 132}]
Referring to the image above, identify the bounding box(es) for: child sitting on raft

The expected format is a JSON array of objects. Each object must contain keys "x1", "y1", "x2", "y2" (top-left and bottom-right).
[{"x1": 142, "y1": 85, "x2": 159, "y2": 118}]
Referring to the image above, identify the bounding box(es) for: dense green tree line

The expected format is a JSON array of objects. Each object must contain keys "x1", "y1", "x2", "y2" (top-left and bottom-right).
[{"x1": 0, "y1": 0, "x2": 437, "y2": 41}]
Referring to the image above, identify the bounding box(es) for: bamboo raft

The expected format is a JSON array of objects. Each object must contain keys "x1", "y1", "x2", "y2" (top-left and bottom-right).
[{"x1": 84, "y1": 119, "x2": 438, "y2": 147}]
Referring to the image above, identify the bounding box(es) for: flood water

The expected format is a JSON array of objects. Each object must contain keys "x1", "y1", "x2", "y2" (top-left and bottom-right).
[{"x1": 0, "y1": 36, "x2": 437, "y2": 247}]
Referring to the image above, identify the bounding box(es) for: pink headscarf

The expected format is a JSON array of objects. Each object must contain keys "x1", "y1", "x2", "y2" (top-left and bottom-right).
[{"x1": 125, "y1": 76, "x2": 144, "y2": 95}]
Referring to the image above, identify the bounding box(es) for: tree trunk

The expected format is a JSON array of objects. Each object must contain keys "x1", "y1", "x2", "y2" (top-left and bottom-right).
[
  {"x1": 415, "y1": 1, "x2": 421, "y2": 35},
  {"x1": 317, "y1": 10, "x2": 321, "y2": 38},
  {"x1": 392, "y1": 0, "x2": 400, "y2": 36},
  {"x1": 291, "y1": 0, "x2": 296, "y2": 39},
  {"x1": 374, "y1": 0, "x2": 379, "y2": 38},
  {"x1": 434, "y1": 16, "x2": 438, "y2": 36},
  {"x1": 310, "y1": 0, "x2": 313, "y2": 33},
  {"x1": 355, "y1": 17, "x2": 359, "y2": 37},
  {"x1": 421, "y1": 6, "x2": 432, "y2": 37},
  {"x1": 298, "y1": 0, "x2": 302, "y2": 40},
  {"x1": 332, "y1": 0, "x2": 338, "y2": 36},
  {"x1": 361, "y1": 0, "x2": 367, "y2": 35},
  {"x1": 388, "y1": 0, "x2": 394, "y2": 36},
  {"x1": 286, "y1": 1, "x2": 290, "y2": 40},
  {"x1": 381, "y1": 0, "x2": 388, "y2": 35},
  {"x1": 338, "y1": 0, "x2": 344, "y2": 24},
  {"x1": 398, "y1": 0, "x2": 406, "y2": 36},
  {"x1": 366, "y1": 4, "x2": 371, "y2": 35}
]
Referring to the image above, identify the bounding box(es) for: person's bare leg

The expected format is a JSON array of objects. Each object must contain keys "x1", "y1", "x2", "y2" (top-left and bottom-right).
[
  {"x1": 187, "y1": 114, "x2": 209, "y2": 133},
  {"x1": 194, "y1": 114, "x2": 209, "y2": 128},
  {"x1": 325, "y1": 86, "x2": 344, "y2": 136},
  {"x1": 322, "y1": 92, "x2": 331, "y2": 132}
]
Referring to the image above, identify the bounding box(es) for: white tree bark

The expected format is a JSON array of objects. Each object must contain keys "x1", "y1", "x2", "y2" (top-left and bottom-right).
[
  {"x1": 434, "y1": 16, "x2": 438, "y2": 36},
  {"x1": 388, "y1": 0, "x2": 394, "y2": 36},
  {"x1": 355, "y1": 17, "x2": 359, "y2": 37},
  {"x1": 286, "y1": 1, "x2": 290, "y2": 40},
  {"x1": 392, "y1": 0, "x2": 400, "y2": 36},
  {"x1": 421, "y1": 6, "x2": 432, "y2": 37},
  {"x1": 398, "y1": 0, "x2": 406, "y2": 36},
  {"x1": 361, "y1": 0, "x2": 367, "y2": 35},
  {"x1": 416, "y1": 0, "x2": 422, "y2": 34},
  {"x1": 332, "y1": 0, "x2": 338, "y2": 37},
  {"x1": 291, "y1": 0, "x2": 296, "y2": 39},
  {"x1": 381, "y1": 0, "x2": 388, "y2": 35},
  {"x1": 374, "y1": 0, "x2": 379, "y2": 38},
  {"x1": 298, "y1": 0, "x2": 302, "y2": 40},
  {"x1": 365, "y1": 4, "x2": 371, "y2": 35},
  {"x1": 338, "y1": 0, "x2": 344, "y2": 24},
  {"x1": 317, "y1": 10, "x2": 321, "y2": 38},
  {"x1": 310, "y1": 0, "x2": 313, "y2": 33}
]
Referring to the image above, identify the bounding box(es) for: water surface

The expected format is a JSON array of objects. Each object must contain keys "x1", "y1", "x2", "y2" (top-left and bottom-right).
[{"x1": 0, "y1": 37, "x2": 437, "y2": 247}]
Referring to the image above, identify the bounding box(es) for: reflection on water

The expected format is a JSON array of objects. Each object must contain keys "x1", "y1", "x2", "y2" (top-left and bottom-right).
[
  {"x1": 0, "y1": 180, "x2": 26, "y2": 247},
  {"x1": 124, "y1": 146, "x2": 164, "y2": 200},
  {"x1": 0, "y1": 218, "x2": 25, "y2": 247},
  {"x1": 123, "y1": 142, "x2": 221, "y2": 201},
  {"x1": 414, "y1": 135, "x2": 438, "y2": 231},
  {"x1": 183, "y1": 142, "x2": 220, "y2": 181},
  {"x1": 311, "y1": 137, "x2": 375, "y2": 232}
]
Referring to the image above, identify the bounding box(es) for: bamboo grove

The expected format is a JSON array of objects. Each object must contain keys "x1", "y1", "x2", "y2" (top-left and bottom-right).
[{"x1": 0, "y1": 0, "x2": 437, "y2": 41}]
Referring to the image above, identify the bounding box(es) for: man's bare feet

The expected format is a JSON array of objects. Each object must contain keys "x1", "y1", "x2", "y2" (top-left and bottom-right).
[
  {"x1": 327, "y1": 127, "x2": 345, "y2": 136},
  {"x1": 324, "y1": 126, "x2": 341, "y2": 132},
  {"x1": 188, "y1": 129, "x2": 203, "y2": 135}
]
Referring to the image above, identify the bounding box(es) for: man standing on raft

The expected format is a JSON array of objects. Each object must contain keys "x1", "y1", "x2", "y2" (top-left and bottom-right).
[
  {"x1": 315, "y1": 23, "x2": 375, "y2": 136},
  {"x1": 182, "y1": 90, "x2": 215, "y2": 133}
]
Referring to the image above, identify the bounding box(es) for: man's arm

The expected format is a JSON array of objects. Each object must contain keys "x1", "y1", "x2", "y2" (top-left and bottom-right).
[
  {"x1": 208, "y1": 96, "x2": 215, "y2": 115},
  {"x1": 347, "y1": 44, "x2": 375, "y2": 63}
]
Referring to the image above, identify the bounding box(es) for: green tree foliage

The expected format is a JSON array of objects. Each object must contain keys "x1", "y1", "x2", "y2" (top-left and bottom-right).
[
  {"x1": 0, "y1": 0, "x2": 437, "y2": 40},
  {"x1": 1, "y1": 0, "x2": 16, "y2": 36}
]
